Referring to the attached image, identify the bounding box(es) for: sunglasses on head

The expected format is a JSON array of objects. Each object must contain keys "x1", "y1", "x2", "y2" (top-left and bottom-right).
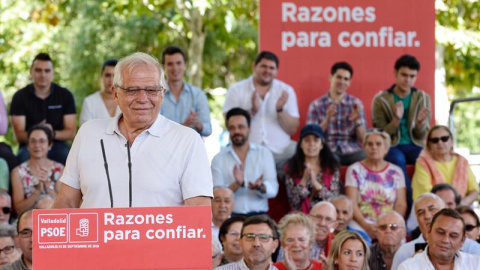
[
  {"x1": 466, "y1": 224, "x2": 478, "y2": 232},
  {"x1": 428, "y1": 136, "x2": 450, "y2": 144},
  {"x1": 1, "y1": 207, "x2": 10, "y2": 215}
]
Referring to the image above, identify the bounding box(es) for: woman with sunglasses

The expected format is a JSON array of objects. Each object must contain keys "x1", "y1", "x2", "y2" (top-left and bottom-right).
[
  {"x1": 10, "y1": 124, "x2": 63, "y2": 215},
  {"x1": 412, "y1": 125, "x2": 479, "y2": 206},
  {"x1": 456, "y1": 206, "x2": 480, "y2": 243},
  {"x1": 345, "y1": 129, "x2": 407, "y2": 240}
]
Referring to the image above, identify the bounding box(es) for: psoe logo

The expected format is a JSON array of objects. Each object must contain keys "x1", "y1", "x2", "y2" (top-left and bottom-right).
[
  {"x1": 69, "y1": 213, "x2": 98, "y2": 243},
  {"x1": 76, "y1": 218, "x2": 90, "y2": 237}
]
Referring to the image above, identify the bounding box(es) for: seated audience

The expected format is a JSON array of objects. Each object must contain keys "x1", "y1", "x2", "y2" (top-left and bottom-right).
[
  {"x1": 218, "y1": 216, "x2": 246, "y2": 266},
  {"x1": 330, "y1": 195, "x2": 371, "y2": 246},
  {"x1": 398, "y1": 209, "x2": 480, "y2": 270},
  {"x1": 284, "y1": 124, "x2": 341, "y2": 213},
  {"x1": 223, "y1": 51, "x2": 300, "y2": 170},
  {"x1": 0, "y1": 210, "x2": 32, "y2": 270},
  {"x1": 391, "y1": 193, "x2": 480, "y2": 270},
  {"x1": 0, "y1": 192, "x2": 11, "y2": 225},
  {"x1": 80, "y1": 59, "x2": 120, "y2": 125},
  {"x1": 327, "y1": 231, "x2": 370, "y2": 270},
  {"x1": 212, "y1": 187, "x2": 234, "y2": 239},
  {"x1": 412, "y1": 125, "x2": 479, "y2": 206},
  {"x1": 456, "y1": 205, "x2": 480, "y2": 243},
  {"x1": 212, "y1": 108, "x2": 278, "y2": 216},
  {"x1": 274, "y1": 213, "x2": 322, "y2": 270},
  {"x1": 0, "y1": 224, "x2": 21, "y2": 266},
  {"x1": 215, "y1": 215, "x2": 279, "y2": 270},
  {"x1": 10, "y1": 53, "x2": 76, "y2": 165},
  {"x1": 345, "y1": 129, "x2": 407, "y2": 239},
  {"x1": 369, "y1": 211, "x2": 406, "y2": 270},
  {"x1": 307, "y1": 61, "x2": 367, "y2": 165},
  {"x1": 372, "y1": 54, "x2": 431, "y2": 210},
  {"x1": 212, "y1": 236, "x2": 224, "y2": 269},
  {"x1": 11, "y1": 125, "x2": 63, "y2": 215}
]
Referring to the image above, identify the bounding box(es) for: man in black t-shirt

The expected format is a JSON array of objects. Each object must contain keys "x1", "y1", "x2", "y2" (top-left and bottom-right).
[{"x1": 10, "y1": 53, "x2": 76, "y2": 164}]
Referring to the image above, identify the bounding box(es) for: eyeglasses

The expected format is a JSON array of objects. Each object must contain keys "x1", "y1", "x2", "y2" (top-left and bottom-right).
[
  {"x1": 115, "y1": 85, "x2": 165, "y2": 97},
  {"x1": 19, "y1": 229, "x2": 32, "y2": 238},
  {"x1": 309, "y1": 214, "x2": 335, "y2": 224},
  {"x1": 378, "y1": 223, "x2": 403, "y2": 231},
  {"x1": 227, "y1": 231, "x2": 241, "y2": 238},
  {"x1": 1, "y1": 207, "x2": 10, "y2": 215},
  {"x1": 0, "y1": 246, "x2": 15, "y2": 255},
  {"x1": 428, "y1": 136, "x2": 450, "y2": 144},
  {"x1": 241, "y1": 233, "x2": 275, "y2": 242},
  {"x1": 466, "y1": 224, "x2": 478, "y2": 232}
]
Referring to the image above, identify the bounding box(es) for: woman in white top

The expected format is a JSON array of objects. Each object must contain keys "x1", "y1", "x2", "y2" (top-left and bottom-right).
[{"x1": 80, "y1": 59, "x2": 121, "y2": 125}]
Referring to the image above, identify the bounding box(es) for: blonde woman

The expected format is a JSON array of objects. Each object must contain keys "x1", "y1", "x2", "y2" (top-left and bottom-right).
[{"x1": 327, "y1": 231, "x2": 370, "y2": 270}]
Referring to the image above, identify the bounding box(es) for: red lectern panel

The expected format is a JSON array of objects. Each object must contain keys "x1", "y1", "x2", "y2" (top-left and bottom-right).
[{"x1": 33, "y1": 206, "x2": 211, "y2": 270}]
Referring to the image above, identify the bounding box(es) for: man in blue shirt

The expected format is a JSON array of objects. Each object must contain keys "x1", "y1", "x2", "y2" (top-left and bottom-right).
[
  {"x1": 160, "y1": 46, "x2": 211, "y2": 136},
  {"x1": 211, "y1": 108, "x2": 278, "y2": 216}
]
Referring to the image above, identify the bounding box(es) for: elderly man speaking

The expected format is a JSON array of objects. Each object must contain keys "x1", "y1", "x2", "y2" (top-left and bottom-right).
[{"x1": 53, "y1": 52, "x2": 212, "y2": 208}]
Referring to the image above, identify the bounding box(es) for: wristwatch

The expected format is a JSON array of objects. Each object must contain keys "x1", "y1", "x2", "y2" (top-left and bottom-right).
[{"x1": 276, "y1": 107, "x2": 283, "y2": 113}]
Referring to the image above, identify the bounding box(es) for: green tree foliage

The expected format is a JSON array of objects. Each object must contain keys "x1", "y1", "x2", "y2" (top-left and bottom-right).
[{"x1": 436, "y1": 0, "x2": 480, "y2": 153}]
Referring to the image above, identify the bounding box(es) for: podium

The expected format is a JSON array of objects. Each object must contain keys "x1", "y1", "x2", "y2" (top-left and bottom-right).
[{"x1": 33, "y1": 206, "x2": 212, "y2": 269}]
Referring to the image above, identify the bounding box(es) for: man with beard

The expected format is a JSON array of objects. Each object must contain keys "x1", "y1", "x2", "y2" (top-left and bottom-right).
[
  {"x1": 398, "y1": 209, "x2": 480, "y2": 270},
  {"x1": 216, "y1": 215, "x2": 279, "y2": 270},
  {"x1": 212, "y1": 187, "x2": 234, "y2": 239},
  {"x1": 391, "y1": 193, "x2": 480, "y2": 270},
  {"x1": 212, "y1": 108, "x2": 278, "y2": 216},
  {"x1": 330, "y1": 195, "x2": 371, "y2": 246},
  {"x1": 223, "y1": 51, "x2": 299, "y2": 169},
  {"x1": 369, "y1": 211, "x2": 406, "y2": 270}
]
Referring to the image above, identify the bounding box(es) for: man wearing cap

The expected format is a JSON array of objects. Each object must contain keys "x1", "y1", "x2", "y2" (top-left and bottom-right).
[
  {"x1": 211, "y1": 108, "x2": 278, "y2": 217},
  {"x1": 307, "y1": 61, "x2": 366, "y2": 166}
]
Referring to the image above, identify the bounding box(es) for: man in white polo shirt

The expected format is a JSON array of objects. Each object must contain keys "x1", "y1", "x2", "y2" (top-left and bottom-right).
[
  {"x1": 223, "y1": 51, "x2": 299, "y2": 169},
  {"x1": 398, "y1": 208, "x2": 480, "y2": 270},
  {"x1": 52, "y1": 52, "x2": 212, "y2": 208}
]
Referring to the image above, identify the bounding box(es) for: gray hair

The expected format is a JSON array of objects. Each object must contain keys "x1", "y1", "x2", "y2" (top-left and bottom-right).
[
  {"x1": 329, "y1": 195, "x2": 353, "y2": 213},
  {"x1": 113, "y1": 52, "x2": 165, "y2": 89},
  {"x1": 416, "y1": 193, "x2": 446, "y2": 209},
  {"x1": 378, "y1": 211, "x2": 406, "y2": 228},
  {"x1": 0, "y1": 190, "x2": 11, "y2": 203},
  {"x1": 363, "y1": 129, "x2": 391, "y2": 150},
  {"x1": 0, "y1": 223, "x2": 17, "y2": 238}
]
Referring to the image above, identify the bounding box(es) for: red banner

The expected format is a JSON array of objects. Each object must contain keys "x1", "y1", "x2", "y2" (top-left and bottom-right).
[
  {"x1": 34, "y1": 207, "x2": 211, "y2": 270},
  {"x1": 260, "y1": 0, "x2": 435, "y2": 132}
]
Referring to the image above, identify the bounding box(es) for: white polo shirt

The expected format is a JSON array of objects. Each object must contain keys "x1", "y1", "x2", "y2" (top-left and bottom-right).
[
  {"x1": 397, "y1": 247, "x2": 480, "y2": 270},
  {"x1": 223, "y1": 76, "x2": 299, "y2": 155},
  {"x1": 60, "y1": 114, "x2": 213, "y2": 208}
]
